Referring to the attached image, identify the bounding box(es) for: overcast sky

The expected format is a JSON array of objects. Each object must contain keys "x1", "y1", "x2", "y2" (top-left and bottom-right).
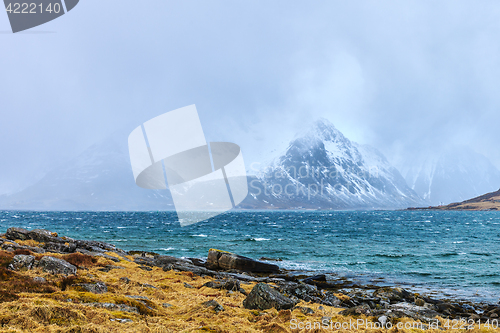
[{"x1": 2, "y1": 0, "x2": 500, "y2": 194}]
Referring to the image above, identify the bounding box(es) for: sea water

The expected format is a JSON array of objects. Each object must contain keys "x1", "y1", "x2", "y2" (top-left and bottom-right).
[{"x1": 1, "y1": 210, "x2": 499, "y2": 303}]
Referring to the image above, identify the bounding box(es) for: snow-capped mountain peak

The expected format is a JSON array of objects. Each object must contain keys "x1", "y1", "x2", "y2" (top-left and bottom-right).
[{"x1": 243, "y1": 118, "x2": 422, "y2": 209}]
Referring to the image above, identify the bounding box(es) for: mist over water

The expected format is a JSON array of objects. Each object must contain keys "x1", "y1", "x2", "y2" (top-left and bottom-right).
[{"x1": 2, "y1": 210, "x2": 500, "y2": 303}]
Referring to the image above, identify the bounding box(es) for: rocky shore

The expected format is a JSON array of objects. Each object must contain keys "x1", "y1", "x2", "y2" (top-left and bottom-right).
[{"x1": 1, "y1": 226, "x2": 500, "y2": 332}]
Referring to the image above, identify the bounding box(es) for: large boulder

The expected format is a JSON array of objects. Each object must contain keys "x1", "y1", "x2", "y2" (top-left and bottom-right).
[
  {"x1": 8, "y1": 254, "x2": 35, "y2": 271},
  {"x1": 133, "y1": 255, "x2": 216, "y2": 276},
  {"x1": 373, "y1": 287, "x2": 412, "y2": 303},
  {"x1": 207, "y1": 249, "x2": 280, "y2": 273},
  {"x1": 5, "y1": 227, "x2": 68, "y2": 245},
  {"x1": 5, "y1": 227, "x2": 30, "y2": 241},
  {"x1": 243, "y1": 283, "x2": 296, "y2": 310},
  {"x1": 39, "y1": 256, "x2": 77, "y2": 275},
  {"x1": 43, "y1": 242, "x2": 77, "y2": 253},
  {"x1": 28, "y1": 229, "x2": 62, "y2": 243}
]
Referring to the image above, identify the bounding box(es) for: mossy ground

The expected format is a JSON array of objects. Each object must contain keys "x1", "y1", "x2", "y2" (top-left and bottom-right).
[{"x1": 0, "y1": 243, "x2": 499, "y2": 332}]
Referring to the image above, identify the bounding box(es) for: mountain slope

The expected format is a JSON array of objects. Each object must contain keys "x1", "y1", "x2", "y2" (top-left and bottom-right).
[
  {"x1": 0, "y1": 136, "x2": 174, "y2": 211},
  {"x1": 408, "y1": 188, "x2": 500, "y2": 211},
  {"x1": 401, "y1": 147, "x2": 500, "y2": 206},
  {"x1": 240, "y1": 119, "x2": 422, "y2": 209}
]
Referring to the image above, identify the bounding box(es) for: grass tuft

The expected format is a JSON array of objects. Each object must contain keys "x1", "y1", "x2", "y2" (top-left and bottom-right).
[{"x1": 61, "y1": 253, "x2": 98, "y2": 268}]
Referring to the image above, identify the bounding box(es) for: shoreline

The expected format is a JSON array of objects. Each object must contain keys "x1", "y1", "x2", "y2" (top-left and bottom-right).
[{"x1": 2, "y1": 226, "x2": 500, "y2": 332}]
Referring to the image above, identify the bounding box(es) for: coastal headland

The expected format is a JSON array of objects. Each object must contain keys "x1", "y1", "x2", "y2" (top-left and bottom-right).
[{"x1": 408, "y1": 189, "x2": 500, "y2": 211}]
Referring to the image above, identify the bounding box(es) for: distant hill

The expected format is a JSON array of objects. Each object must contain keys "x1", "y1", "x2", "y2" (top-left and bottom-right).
[{"x1": 408, "y1": 188, "x2": 500, "y2": 211}]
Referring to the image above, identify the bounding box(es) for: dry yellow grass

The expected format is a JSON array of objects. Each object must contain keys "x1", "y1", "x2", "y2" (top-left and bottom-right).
[{"x1": 1, "y1": 246, "x2": 500, "y2": 332}]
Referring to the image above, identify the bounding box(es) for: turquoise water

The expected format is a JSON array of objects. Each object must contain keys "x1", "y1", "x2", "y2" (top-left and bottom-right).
[{"x1": 1, "y1": 210, "x2": 499, "y2": 303}]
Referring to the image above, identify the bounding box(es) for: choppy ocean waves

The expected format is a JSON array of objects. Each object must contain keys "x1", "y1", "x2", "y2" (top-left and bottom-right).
[{"x1": 1, "y1": 210, "x2": 500, "y2": 302}]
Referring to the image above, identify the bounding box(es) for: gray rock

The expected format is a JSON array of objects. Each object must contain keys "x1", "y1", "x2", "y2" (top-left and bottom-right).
[
  {"x1": 27, "y1": 246, "x2": 46, "y2": 254},
  {"x1": 162, "y1": 264, "x2": 173, "y2": 271},
  {"x1": 43, "y1": 242, "x2": 76, "y2": 253},
  {"x1": 171, "y1": 262, "x2": 216, "y2": 276},
  {"x1": 110, "y1": 318, "x2": 133, "y2": 323},
  {"x1": 98, "y1": 265, "x2": 125, "y2": 272},
  {"x1": 302, "y1": 274, "x2": 326, "y2": 284},
  {"x1": 203, "y1": 278, "x2": 242, "y2": 292},
  {"x1": 217, "y1": 272, "x2": 267, "y2": 282},
  {"x1": 322, "y1": 291, "x2": 342, "y2": 307},
  {"x1": 126, "y1": 295, "x2": 149, "y2": 300},
  {"x1": 120, "y1": 277, "x2": 131, "y2": 284},
  {"x1": 294, "y1": 306, "x2": 314, "y2": 315},
  {"x1": 0, "y1": 240, "x2": 45, "y2": 254},
  {"x1": 243, "y1": 283, "x2": 297, "y2": 310},
  {"x1": 83, "y1": 302, "x2": 138, "y2": 313},
  {"x1": 1, "y1": 241, "x2": 22, "y2": 250},
  {"x1": 415, "y1": 298, "x2": 425, "y2": 306},
  {"x1": 138, "y1": 266, "x2": 153, "y2": 271},
  {"x1": 33, "y1": 276, "x2": 47, "y2": 283},
  {"x1": 162, "y1": 303, "x2": 173, "y2": 308},
  {"x1": 77, "y1": 281, "x2": 108, "y2": 294},
  {"x1": 202, "y1": 300, "x2": 224, "y2": 313},
  {"x1": 276, "y1": 281, "x2": 340, "y2": 306},
  {"x1": 8, "y1": 254, "x2": 35, "y2": 271},
  {"x1": 339, "y1": 304, "x2": 372, "y2": 316},
  {"x1": 184, "y1": 282, "x2": 195, "y2": 289},
  {"x1": 278, "y1": 282, "x2": 319, "y2": 300},
  {"x1": 388, "y1": 302, "x2": 440, "y2": 323},
  {"x1": 94, "y1": 253, "x2": 120, "y2": 262},
  {"x1": 187, "y1": 257, "x2": 207, "y2": 267},
  {"x1": 207, "y1": 249, "x2": 280, "y2": 273},
  {"x1": 154, "y1": 255, "x2": 188, "y2": 267},
  {"x1": 380, "y1": 300, "x2": 390, "y2": 308},
  {"x1": 5, "y1": 227, "x2": 30, "y2": 241},
  {"x1": 75, "y1": 239, "x2": 119, "y2": 253},
  {"x1": 39, "y1": 256, "x2": 77, "y2": 275},
  {"x1": 133, "y1": 257, "x2": 154, "y2": 266},
  {"x1": 140, "y1": 283, "x2": 157, "y2": 289},
  {"x1": 373, "y1": 287, "x2": 411, "y2": 302},
  {"x1": 28, "y1": 229, "x2": 64, "y2": 244}
]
